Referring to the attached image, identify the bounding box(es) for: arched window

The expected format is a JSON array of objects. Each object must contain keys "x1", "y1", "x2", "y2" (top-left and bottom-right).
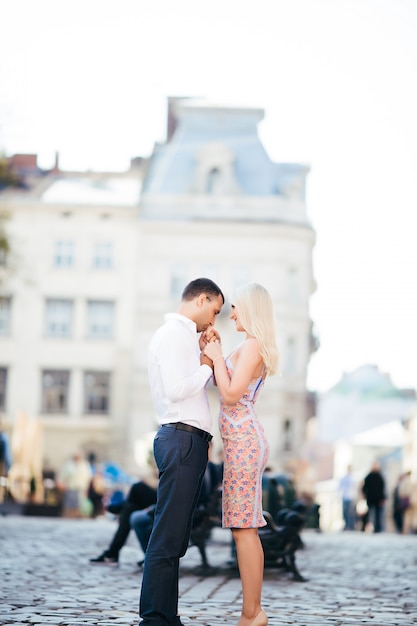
[{"x1": 207, "y1": 167, "x2": 222, "y2": 194}]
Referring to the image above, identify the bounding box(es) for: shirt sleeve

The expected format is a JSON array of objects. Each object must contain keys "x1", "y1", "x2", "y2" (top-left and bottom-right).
[{"x1": 157, "y1": 328, "x2": 212, "y2": 402}]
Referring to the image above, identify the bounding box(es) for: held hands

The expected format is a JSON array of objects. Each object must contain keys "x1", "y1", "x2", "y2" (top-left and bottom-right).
[
  {"x1": 200, "y1": 328, "x2": 222, "y2": 369},
  {"x1": 203, "y1": 338, "x2": 223, "y2": 363},
  {"x1": 199, "y1": 326, "x2": 221, "y2": 351}
]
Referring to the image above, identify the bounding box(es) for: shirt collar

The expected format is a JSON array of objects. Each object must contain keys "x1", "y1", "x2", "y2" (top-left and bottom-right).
[{"x1": 165, "y1": 312, "x2": 197, "y2": 334}]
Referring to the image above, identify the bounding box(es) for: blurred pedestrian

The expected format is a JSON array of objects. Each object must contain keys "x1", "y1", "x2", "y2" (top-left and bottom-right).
[
  {"x1": 90, "y1": 479, "x2": 157, "y2": 565},
  {"x1": 262, "y1": 468, "x2": 281, "y2": 520},
  {"x1": 393, "y1": 472, "x2": 406, "y2": 533},
  {"x1": 0, "y1": 423, "x2": 11, "y2": 470},
  {"x1": 87, "y1": 465, "x2": 107, "y2": 518},
  {"x1": 362, "y1": 461, "x2": 386, "y2": 533},
  {"x1": 397, "y1": 470, "x2": 414, "y2": 534},
  {"x1": 59, "y1": 452, "x2": 92, "y2": 518},
  {"x1": 338, "y1": 465, "x2": 357, "y2": 530},
  {"x1": 130, "y1": 506, "x2": 155, "y2": 561},
  {"x1": 404, "y1": 475, "x2": 417, "y2": 535},
  {"x1": 0, "y1": 424, "x2": 12, "y2": 502},
  {"x1": 131, "y1": 456, "x2": 223, "y2": 566}
]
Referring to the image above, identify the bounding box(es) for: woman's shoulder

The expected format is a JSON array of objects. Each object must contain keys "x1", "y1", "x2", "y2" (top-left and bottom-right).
[
  {"x1": 241, "y1": 336, "x2": 260, "y2": 351},
  {"x1": 236, "y1": 337, "x2": 262, "y2": 364}
]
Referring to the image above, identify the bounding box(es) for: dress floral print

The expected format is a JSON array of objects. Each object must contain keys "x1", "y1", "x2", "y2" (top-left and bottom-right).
[{"x1": 219, "y1": 352, "x2": 269, "y2": 529}]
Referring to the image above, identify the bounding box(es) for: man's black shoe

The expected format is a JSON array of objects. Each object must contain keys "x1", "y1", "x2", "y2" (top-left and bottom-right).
[{"x1": 89, "y1": 552, "x2": 119, "y2": 566}]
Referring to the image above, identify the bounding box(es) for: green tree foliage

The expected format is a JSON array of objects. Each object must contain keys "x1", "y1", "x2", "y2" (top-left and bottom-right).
[
  {"x1": 0, "y1": 158, "x2": 21, "y2": 191},
  {"x1": 0, "y1": 222, "x2": 9, "y2": 262}
]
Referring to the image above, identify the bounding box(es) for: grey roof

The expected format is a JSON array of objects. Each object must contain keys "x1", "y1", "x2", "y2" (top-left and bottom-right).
[{"x1": 142, "y1": 100, "x2": 308, "y2": 198}]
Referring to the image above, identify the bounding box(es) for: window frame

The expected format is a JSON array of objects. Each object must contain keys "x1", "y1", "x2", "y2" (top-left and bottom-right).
[
  {"x1": 92, "y1": 241, "x2": 114, "y2": 270},
  {"x1": 86, "y1": 300, "x2": 115, "y2": 339},
  {"x1": 45, "y1": 298, "x2": 74, "y2": 338},
  {"x1": 53, "y1": 240, "x2": 75, "y2": 268},
  {"x1": 83, "y1": 371, "x2": 111, "y2": 415},
  {"x1": 41, "y1": 369, "x2": 70, "y2": 414}
]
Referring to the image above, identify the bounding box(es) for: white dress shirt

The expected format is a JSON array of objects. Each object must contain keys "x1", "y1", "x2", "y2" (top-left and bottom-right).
[{"x1": 148, "y1": 313, "x2": 213, "y2": 433}]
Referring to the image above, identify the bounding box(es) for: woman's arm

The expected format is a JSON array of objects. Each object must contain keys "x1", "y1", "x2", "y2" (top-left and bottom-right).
[{"x1": 204, "y1": 337, "x2": 262, "y2": 404}]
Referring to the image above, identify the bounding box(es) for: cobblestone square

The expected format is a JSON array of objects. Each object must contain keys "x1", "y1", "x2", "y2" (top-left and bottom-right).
[{"x1": 1, "y1": 516, "x2": 416, "y2": 625}]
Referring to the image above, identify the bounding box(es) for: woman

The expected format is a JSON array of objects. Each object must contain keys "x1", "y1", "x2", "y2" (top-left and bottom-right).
[{"x1": 204, "y1": 282, "x2": 279, "y2": 626}]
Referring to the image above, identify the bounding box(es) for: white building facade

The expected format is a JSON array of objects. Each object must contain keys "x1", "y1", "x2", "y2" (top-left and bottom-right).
[
  {"x1": 1, "y1": 100, "x2": 317, "y2": 481},
  {"x1": 131, "y1": 99, "x2": 317, "y2": 475},
  {"x1": 0, "y1": 169, "x2": 141, "y2": 473}
]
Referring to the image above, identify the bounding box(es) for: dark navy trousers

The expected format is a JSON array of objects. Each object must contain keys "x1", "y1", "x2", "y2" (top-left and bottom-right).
[{"x1": 139, "y1": 424, "x2": 208, "y2": 626}]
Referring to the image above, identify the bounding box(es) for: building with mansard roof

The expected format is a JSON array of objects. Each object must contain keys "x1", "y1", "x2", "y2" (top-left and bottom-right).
[
  {"x1": 0, "y1": 99, "x2": 316, "y2": 490},
  {"x1": 131, "y1": 98, "x2": 317, "y2": 476}
]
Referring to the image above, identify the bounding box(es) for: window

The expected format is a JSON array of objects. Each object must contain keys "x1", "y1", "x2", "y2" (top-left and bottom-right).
[
  {"x1": 84, "y1": 371, "x2": 110, "y2": 414},
  {"x1": 41, "y1": 370, "x2": 70, "y2": 414},
  {"x1": 45, "y1": 299, "x2": 73, "y2": 337},
  {"x1": 87, "y1": 301, "x2": 114, "y2": 338},
  {"x1": 0, "y1": 368, "x2": 7, "y2": 410},
  {"x1": 0, "y1": 297, "x2": 11, "y2": 335},
  {"x1": 54, "y1": 240, "x2": 74, "y2": 268},
  {"x1": 92, "y1": 242, "x2": 113, "y2": 269}
]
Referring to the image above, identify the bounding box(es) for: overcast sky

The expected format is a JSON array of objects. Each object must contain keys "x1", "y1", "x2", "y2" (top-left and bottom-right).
[{"x1": 1, "y1": 0, "x2": 417, "y2": 393}]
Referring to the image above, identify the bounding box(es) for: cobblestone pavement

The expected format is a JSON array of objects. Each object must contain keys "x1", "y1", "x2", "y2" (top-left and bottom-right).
[{"x1": 1, "y1": 515, "x2": 416, "y2": 626}]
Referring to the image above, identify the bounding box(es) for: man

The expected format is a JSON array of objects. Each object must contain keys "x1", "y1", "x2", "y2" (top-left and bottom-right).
[
  {"x1": 339, "y1": 465, "x2": 357, "y2": 531},
  {"x1": 90, "y1": 480, "x2": 158, "y2": 565},
  {"x1": 362, "y1": 460, "x2": 386, "y2": 533},
  {"x1": 130, "y1": 454, "x2": 223, "y2": 566},
  {"x1": 139, "y1": 277, "x2": 224, "y2": 626},
  {"x1": 59, "y1": 452, "x2": 92, "y2": 518}
]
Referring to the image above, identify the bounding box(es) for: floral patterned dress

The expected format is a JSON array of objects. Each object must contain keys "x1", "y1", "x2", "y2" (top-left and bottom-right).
[{"x1": 219, "y1": 352, "x2": 269, "y2": 529}]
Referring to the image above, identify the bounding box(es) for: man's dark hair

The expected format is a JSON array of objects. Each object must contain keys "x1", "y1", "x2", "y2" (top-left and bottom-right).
[{"x1": 182, "y1": 278, "x2": 224, "y2": 303}]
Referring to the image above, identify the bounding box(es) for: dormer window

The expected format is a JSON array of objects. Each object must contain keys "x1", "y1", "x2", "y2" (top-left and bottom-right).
[
  {"x1": 194, "y1": 142, "x2": 240, "y2": 195},
  {"x1": 207, "y1": 167, "x2": 221, "y2": 194}
]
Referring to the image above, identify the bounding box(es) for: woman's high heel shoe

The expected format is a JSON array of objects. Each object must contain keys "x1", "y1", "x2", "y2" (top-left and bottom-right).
[{"x1": 251, "y1": 609, "x2": 268, "y2": 626}]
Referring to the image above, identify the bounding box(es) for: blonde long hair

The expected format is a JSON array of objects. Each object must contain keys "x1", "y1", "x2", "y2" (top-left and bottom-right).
[{"x1": 232, "y1": 282, "x2": 279, "y2": 376}]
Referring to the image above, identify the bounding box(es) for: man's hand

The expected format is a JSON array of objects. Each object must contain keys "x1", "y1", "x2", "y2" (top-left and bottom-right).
[
  {"x1": 200, "y1": 353, "x2": 214, "y2": 370},
  {"x1": 207, "y1": 327, "x2": 221, "y2": 343}
]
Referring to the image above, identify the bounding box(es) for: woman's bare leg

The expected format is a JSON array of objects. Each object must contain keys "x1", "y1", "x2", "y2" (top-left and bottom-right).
[{"x1": 232, "y1": 527, "x2": 265, "y2": 626}]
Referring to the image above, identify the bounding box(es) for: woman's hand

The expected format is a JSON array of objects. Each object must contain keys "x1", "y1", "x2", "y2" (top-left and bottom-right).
[
  {"x1": 199, "y1": 327, "x2": 221, "y2": 351},
  {"x1": 204, "y1": 340, "x2": 223, "y2": 362}
]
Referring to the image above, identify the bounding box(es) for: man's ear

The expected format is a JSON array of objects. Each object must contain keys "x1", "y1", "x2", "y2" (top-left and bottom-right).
[{"x1": 197, "y1": 293, "x2": 206, "y2": 307}]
